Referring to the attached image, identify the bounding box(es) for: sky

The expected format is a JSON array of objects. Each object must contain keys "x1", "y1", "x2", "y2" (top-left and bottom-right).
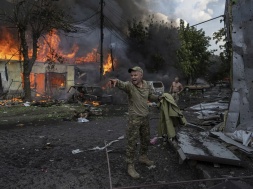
[{"x1": 143, "y1": 0, "x2": 226, "y2": 52}]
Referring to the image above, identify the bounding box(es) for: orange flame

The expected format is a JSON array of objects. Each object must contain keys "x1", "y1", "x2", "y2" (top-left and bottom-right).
[
  {"x1": 37, "y1": 29, "x2": 79, "y2": 62},
  {"x1": 75, "y1": 48, "x2": 98, "y2": 63},
  {"x1": 0, "y1": 98, "x2": 23, "y2": 106},
  {"x1": 84, "y1": 100, "x2": 100, "y2": 106},
  {"x1": 0, "y1": 28, "x2": 117, "y2": 75},
  {"x1": 92, "y1": 101, "x2": 100, "y2": 106},
  {"x1": 12, "y1": 98, "x2": 23, "y2": 102},
  {"x1": 103, "y1": 54, "x2": 115, "y2": 75},
  {"x1": 0, "y1": 27, "x2": 20, "y2": 60}
]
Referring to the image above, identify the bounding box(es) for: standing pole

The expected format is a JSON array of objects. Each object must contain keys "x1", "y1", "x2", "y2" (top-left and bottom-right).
[
  {"x1": 100, "y1": 0, "x2": 104, "y2": 80},
  {"x1": 104, "y1": 141, "x2": 113, "y2": 189},
  {"x1": 110, "y1": 46, "x2": 114, "y2": 71}
]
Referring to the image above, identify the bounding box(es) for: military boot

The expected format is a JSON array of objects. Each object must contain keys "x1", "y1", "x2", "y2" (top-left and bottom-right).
[
  {"x1": 127, "y1": 164, "x2": 140, "y2": 179},
  {"x1": 139, "y1": 155, "x2": 154, "y2": 166}
]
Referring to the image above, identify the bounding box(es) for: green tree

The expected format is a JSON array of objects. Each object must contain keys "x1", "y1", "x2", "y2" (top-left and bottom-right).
[
  {"x1": 177, "y1": 19, "x2": 212, "y2": 83},
  {"x1": 213, "y1": 27, "x2": 231, "y2": 80},
  {"x1": 0, "y1": 0, "x2": 77, "y2": 101}
]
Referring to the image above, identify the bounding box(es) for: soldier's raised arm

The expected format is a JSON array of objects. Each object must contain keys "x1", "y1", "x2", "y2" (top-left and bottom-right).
[{"x1": 107, "y1": 79, "x2": 130, "y2": 93}]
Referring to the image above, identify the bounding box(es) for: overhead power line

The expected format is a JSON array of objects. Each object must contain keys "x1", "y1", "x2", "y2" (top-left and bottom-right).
[
  {"x1": 106, "y1": 1, "x2": 133, "y2": 22},
  {"x1": 104, "y1": 16, "x2": 129, "y2": 39},
  {"x1": 106, "y1": 26, "x2": 128, "y2": 46},
  {"x1": 104, "y1": 5, "x2": 128, "y2": 25},
  {"x1": 73, "y1": 11, "x2": 100, "y2": 24},
  {"x1": 190, "y1": 15, "x2": 224, "y2": 27},
  {"x1": 104, "y1": 17, "x2": 129, "y2": 45}
]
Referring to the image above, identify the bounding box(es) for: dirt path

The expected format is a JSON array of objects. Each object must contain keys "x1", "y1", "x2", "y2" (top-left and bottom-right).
[
  {"x1": 2, "y1": 86, "x2": 252, "y2": 189},
  {"x1": 0, "y1": 114, "x2": 202, "y2": 189}
]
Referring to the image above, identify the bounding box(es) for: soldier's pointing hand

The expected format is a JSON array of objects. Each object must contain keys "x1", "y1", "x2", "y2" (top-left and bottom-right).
[{"x1": 107, "y1": 79, "x2": 118, "y2": 88}]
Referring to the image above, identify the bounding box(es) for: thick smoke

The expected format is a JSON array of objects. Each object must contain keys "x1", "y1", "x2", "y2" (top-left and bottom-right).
[
  {"x1": 0, "y1": 1, "x2": 18, "y2": 37},
  {"x1": 1, "y1": 0, "x2": 181, "y2": 90},
  {"x1": 56, "y1": 0, "x2": 151, "y2": 54},
  {"x1": 61, "y1": 0, "x2": 181, "y2": 88}
]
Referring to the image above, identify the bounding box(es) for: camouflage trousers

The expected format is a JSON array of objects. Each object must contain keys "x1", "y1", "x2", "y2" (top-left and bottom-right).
[{"x1": 126, "y1": 115, "x2": 150, "y2": 164}]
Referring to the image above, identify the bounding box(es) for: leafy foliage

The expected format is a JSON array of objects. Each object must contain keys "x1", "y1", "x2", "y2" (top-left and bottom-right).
[
  {"x1": 177, "y1": 19, "x2": 212, "y2": 83},
  {"x1": 212, "y1": 27, "x2": 231, "y2": 80}
]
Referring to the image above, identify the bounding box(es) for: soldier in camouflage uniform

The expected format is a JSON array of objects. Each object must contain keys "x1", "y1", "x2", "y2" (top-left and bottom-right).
[{"x1": 108, "y1": 66, "x2": 161, "y2": 179}]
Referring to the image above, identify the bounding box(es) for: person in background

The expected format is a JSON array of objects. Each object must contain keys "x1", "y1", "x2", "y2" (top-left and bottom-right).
[
  {"x1": 169, "y1": 77, "x2": 183, "y2": 103},
  {"x1": 107, "y1": 66, "x2": 162, "y2": 179}
]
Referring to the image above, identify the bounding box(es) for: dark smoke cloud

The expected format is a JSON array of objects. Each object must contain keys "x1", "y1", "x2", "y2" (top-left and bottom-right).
[
  {"x1": 61, "y1": 0, "x2": 148, "y2": 25},
  {"x1": 1, "y1": 0, "x2": 181, "y2": 89}
]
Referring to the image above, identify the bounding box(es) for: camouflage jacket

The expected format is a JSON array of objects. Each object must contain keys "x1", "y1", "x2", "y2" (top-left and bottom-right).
[{"x1": 116, "y1": 80, "x2": 158, "y2": 117}]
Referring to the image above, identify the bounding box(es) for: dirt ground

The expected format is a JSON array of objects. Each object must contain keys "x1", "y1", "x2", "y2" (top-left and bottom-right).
[{"x1": 0, "y1": 86, "x2": 253, "y2": 189}]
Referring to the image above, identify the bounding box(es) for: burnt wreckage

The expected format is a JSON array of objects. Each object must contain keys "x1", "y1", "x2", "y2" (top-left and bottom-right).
[{"x1": 67, "y1": 84, "x2": 112, "y2": 104}]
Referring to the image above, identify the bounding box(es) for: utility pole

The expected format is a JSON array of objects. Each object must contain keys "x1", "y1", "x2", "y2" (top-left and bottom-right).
[
  {"x1": 100, "y1": 0, "x2": 104, "y2": 80},
  {"x1": 110, "y1": 46, "x2": 114, "y2": 71}
]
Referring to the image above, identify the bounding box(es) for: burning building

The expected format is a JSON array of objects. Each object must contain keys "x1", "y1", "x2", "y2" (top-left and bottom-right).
[
  {"x1": 0, "y1": 60, "x2": 71, "y2": 99},
  {"x1": 0, "y1": 0, "x2": 180, "y2": 101},
  {"x1": 0, "y1": 28, "x2": 115, "y2": 100}
]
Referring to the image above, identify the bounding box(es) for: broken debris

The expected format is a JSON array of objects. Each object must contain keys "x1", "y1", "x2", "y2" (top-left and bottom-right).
[
  {"x1": 88, "y1": 135, "x2": 125, "y2": 151},
  {"x1": 72, "y1": 149, "x2": 83, "y2": 154},
  {"x1": 211, "y1": 132, "x2": 253, "y2": 154},
  {"x1": 177, "y1": 128, "x2": 242, "y2": 166},
  {"x1": 190, "y1": 101, "x2": 228, "y2": 111},
  {"x1": 228, "y1": 130, "x2": 253, "y2": 146},
  {"x1": 23, "y1": 101, "x2": 31, "y2": 107},
  {"x1": 89, "y1": 140, "x2": 119, "y2": 151},
  {"x1": 77, "y1": 118, "x2": 89, "y2": 123},
  {"x1": 90, "y1": 107, "x2": 103, "y2": 116}
]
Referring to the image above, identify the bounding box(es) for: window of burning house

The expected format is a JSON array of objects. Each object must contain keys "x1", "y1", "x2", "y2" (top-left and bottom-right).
[
  {"x1": 30, "y1": 73, "x2": 35, "y2": 88},
  {"x1": 21, "y1": 73, "x2": 46, "y2": 96},
  {"x1": 46, "y1": 72, "x2": 66, "y2": 89},
  {"x1": 21, "y1": 73, "x2": 35, "y2": 88},
  {"x1": 35, "y1": 74, "x2": 46, "y2": 95}
]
